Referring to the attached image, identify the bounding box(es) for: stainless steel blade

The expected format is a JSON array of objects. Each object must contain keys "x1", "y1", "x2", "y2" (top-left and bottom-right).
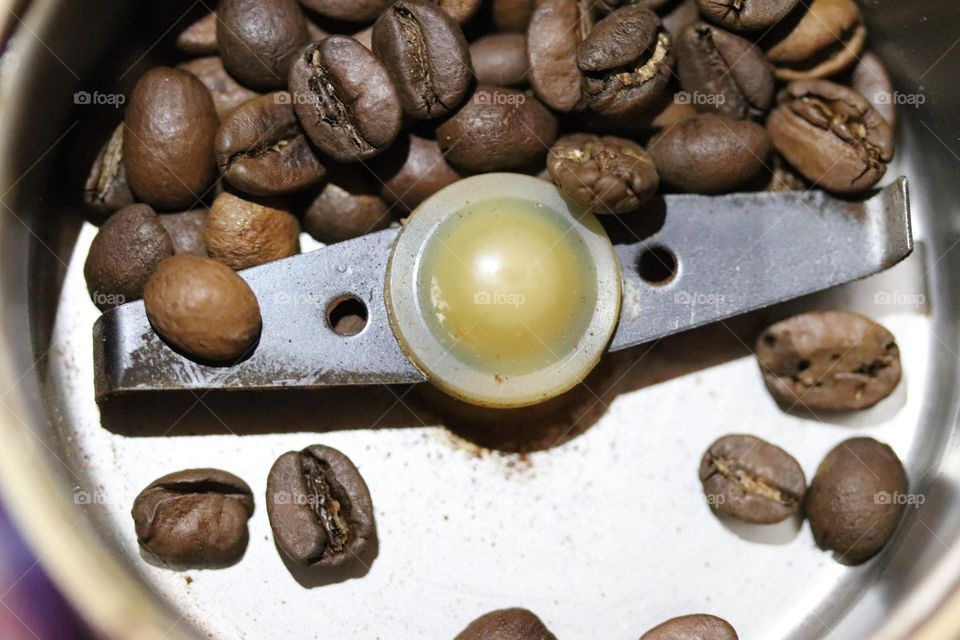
[{"x1": 93, "y1": 177, "x2": 912, "y2": 401}]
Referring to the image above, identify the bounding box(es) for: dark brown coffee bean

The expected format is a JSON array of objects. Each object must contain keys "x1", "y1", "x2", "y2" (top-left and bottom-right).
[
  {"x1": 299, "y1": 0, "x2": 393, "y2": 23},
  {"x1": 206, "y1": 192, "x2": 300, "y2": 270},
  {"x1": 455, "y1": 608, "x2": 558, "y2": 640},
  {"x1": 700, "y1": 434, "x2": 806, "y2": 524},
  {"x1": 649, "y1": 113, "x2": 770, "y2": 193},
  {"x1": 765, "y1": 0, "x2": 865, "y2": 81},
  {"x1": 289, "y1": 37, "x2": 403, "y2": 162},
  {"x1": 755, "y1": 310, "x2": 901, "y2": 411},
  {"x1": 158, "y1": 209, "x2": 209, "y2": 256},
  {"x1": 470, "y1": 33, "x2": 529, "y2": 87},
  {"x1": 696, "y1": 0, "x2": 799, "y2": 32},
  {"x1": 84, "y1": 124, "x2": 134, "y2": 214},
  {"x1": 547, "y1": 133, "x2": 658, "y2": 214},
  {"x1": 850, "y1": 51, "x2": 896, "y2": 129},
  {"x1": 372, "y1": 0, "x2": 472, "y2": 120},
  {"x1": 641, "y1": 614, "x2": 739, "y2": 640},
  {"x1": 132, "y1": 468, "x2": 254, "y2": 567},
  {"x1": 176, "y1": 11, "x2": 218, "y2": 56},
  {"x1": 215, "y1": 92, "x2": 325, "y2": 197},
  {"x1": 218, "y1": 0, "x2": 309, "y2": 91},
  {"x1": 178, "y1": 56, "x2": 260, "y2": 120},
  {"x1": 578, "y1": 5, "x2": 675, "y2": 116},
  {"x1": 124, "y1": 67, "x2": 219, "y2": 210},
  {"x1": 661, "y1": 0, "x2": 699, "y2": 41},
  {"x1": 527, "y1": 0, "x2": 592, "y2": 113},
  {"x1": 144, "y1": 254, "x2": 262, "y2": 362},
  {"x1": 371, "y1": 133, "x2": 462, "y2": 212},
  {"x1": 266, "y1": 445, "x2": 376, "y2": 567},
  {"x1": 807, "y1": 437, "x2": 908, "y2": 564},
  {"x1": 767, "y1": 80, "x2": 893, "y2": 194},
  {"x1": 438, "y1": 86, "x2": 558, "y2": 173},
  {"x1": 676, "y1": 22, "x2": 775, "y2": 119},
  {"x1": 494, "y1": 0, "x2": 536, "y2": 32},
  {"x1": 302, "y1": 170, "x2": 392, "y2": 244},
  {"x1": 84, "y1": 204, "x2": 173, "y2": 311}
]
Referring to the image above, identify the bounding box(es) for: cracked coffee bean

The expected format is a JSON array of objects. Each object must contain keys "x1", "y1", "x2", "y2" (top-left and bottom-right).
[
  {"x1": 132, "y1": 468, "x2": 254, "y2": 567},
  {"x1": 176, "y1": 11, "x2": 218, "y2": 56},
  {"x1": 372, "y1": 0, "x2": 472, "y2": 121},
  {"x1": 640, "y1": 614, "x2": 739, "y2": 640},
  {"x1": 84, "y1": 123, "x2": 134, "y2": 214},
  {"x1": 547, "y1": 133, "x2": 659, "y2": 214},
  {"x1": 289, "y1": 37, "x2": 402, "y2": 162},
  {"x1": 578, "y1": 5, "x2": 675, "y2": 116},
  {"x1": 205, "y1": 192, "x2": 300, "y2": 270},
  {"x1": 267, "y1": 445, "x2": 376, "y2": 567},
  {"x1": 765, "y1": 0, "x2": 865, "y2": 81},
  {"x1": 696, "y1": 0, "x2": 799, "y2": 32},
  {"x1": 144, "y1": 254, "x2": 262, "y2": 363},
  {"x1": 700, "y1": 434, "x2": 806, "y2": 524},
  {"x1": 299, "y1": 0, "x2": 393, "y2": 23},
  {"x1": 527, "y1": 0, "x2": 592, "y2": 113},
  {"x1": 767, "y1": 80, "x2": 893, "y2": 195},
  {"x1": 217, "y1": 0, "x2": 309, "y2": 91},
  {"x1": 676, "y1": 22, "x2": 775, "y2": 119},
  {"x1": 454, "y1": 608, "x2": 558, "y2": 640},
  {"x1": 755, "y1": 310, "x2": 901, "y2": 411},
  {"x1": 215, "y1": 92, "x2": 325, "y2": 197},
  {"x1": 302, "y1": 168, "x2": 392, "y2": 244},
  {"x1": 158, "y1": 209, "x2": 209, "y2": 256},
  {"x1": 470, "y1": 33, "x2": 529, "y2": 88},
  {"x1": 178, "y1": 56, "x2": 260, "y2": 120},
  {"x1": 371, "y1": 133, "x2": 462, "y2": 213},
  {"x1": 807, "y1": 437, "x2": 908, "y2": 564}
]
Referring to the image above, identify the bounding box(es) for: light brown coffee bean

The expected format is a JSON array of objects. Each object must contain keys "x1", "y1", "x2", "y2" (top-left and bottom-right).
[
  {"x1": 205, "y1": 192, "x2": 300, "y2": 270},
  {"x1": 765, "y1": 0, "x2": 865, "y2": 81}
]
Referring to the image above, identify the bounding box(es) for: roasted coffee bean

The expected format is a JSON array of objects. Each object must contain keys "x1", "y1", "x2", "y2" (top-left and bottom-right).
[
  {"x1": 178, "y1": 56, "x2": 259, "y2": 120},
  {"x1": 765, "y1": 0, "x2": 865, "y2": 81},
  {"x1": 807, "y1": 437, "x2": 908, "y2": 564},
  {"x1": 597, "y1": 0, "x2": 673, "y2": 13},
  {"x1": 755, "y1": 310, "x2": 901, "y2": 411},
  {"x1": 578, "y1": 5, "x2": 675, "y2": 116},
  {"x1": 299, "y1": 0, "x2": 392, "y2": 23},
  {"x1": 767, "y1": 80, "x2": 893, "y2": 194},
  {"x1": 302, "y1": 170, "x2": 392, "y2": 244},
  {"x1": 700, "y1": 434, "x2": 806, "y2": 524},
  {"x1": 144, "y1": 254, "x2": 262, "y2": 362},
  {"x1": 470, "y1": 33, "x2": 529, "y2": 87},
  {"x1": 289, "y1": 37, "x2": 402, "y2": 162},
  {"x1": 124, "y1": 67, "x2": 218, "y2": 210},
  {"x1": 676, "y1": 22, "x2": 775, "y2": 119},
  {"x1": 84, "y1": 124, "x2": 134, "y2": 214},
  {"x1": 437, "y1": 86, "x2": 558, "y2": 173},
  {"x1": 372, "y1": 0, "x2": 472, "y2": 120},
  {"x1": 649, "y1": 113, "x2": 770, "y2": 193},
  {"x1": 494, "y1": 0, "x2": 536, "y2": 32},
  {"x1": 266, "y1": 445, "x2": 376, "y2": 567},
  {"x1": 455, "y1": 608, "x2": 558, "y2": 640},
  {"x1": 218, "y1": 0, "x2": 309, "y2": 91},
  {"x1": 158, "y1": 209, "x2": 209, "y2": 256},
  {"x1": 661, "y1": 0, "x2": 700, "y2": 41},
  {"x1": 215, "y1": 92, "x2": 325, "y2": 196},
  {"x1": 176, "y1": 11, "x2": 218, "y2": 56},
  {"x1": 650, "y1": 99, "x2": 697, "y2": 129},
  {"x1": 371, "y1": 133, "x2": 462, "y2": 212},
  {"x1": 206, "y1": 192, "x2": 300, "y2": 270},
  {"x1": 132, "y1": 468, "x2": 254, "y2": 567},
  {"x1": 850, "y1": 51, "x2": 897, "y2": 129},
  {"x1": 696, "y1": 0, "x2": 799, "y2": 32},
  {"x1": 640, "y1": 614, "x2": 739, "y2": 640},
  {"x1": 84, "y1": 204, "x2": 174, "y2": 311},
  {"x1": 434, "y1": 0, "x2": 484, "y2": 24},
  {"x1": 547, "y1": 133, "x2": 658, "y2": 214},
  {"x1": 527, "y1": 0, "x2": 592, "y2": 113}
]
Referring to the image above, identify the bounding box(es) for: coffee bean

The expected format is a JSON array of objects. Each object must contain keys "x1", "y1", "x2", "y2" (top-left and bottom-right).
[
  {"x1": 597, "y1": 0, "x2": 672, "y2": 15},
  {"x1": 176, "y1": 11, "x2": 218, "y2": 56},
  {"x1": 454, "y1": 608, "x2": 558, "y2": 640},
  {"x1": 218, "y1": 0, "x2": 309, "y2": 91},
  {"x1": 372, "y1": 0, "x2": 472, "y2": 120},
  {"x1": 676, "y1": 22, "x2": 775, "y2": 119},
  {"x1": 178, "y1": 56, "x2": 260, "y2": 120},
  {"x1": 84, "y1": 204, "x2": 174, "y2": 311},
  {"x1": 289, "y1": 37, "x2": 402, "y2": 162},
  {"x1": 371, "y1": 133, "x2": 462, "y2": 212},
  {"x1": 131, "y1": 468, "x2": 254, "y2": 567},
  {"x1": 764, "y1": 0, "x2": 865, "y2": 81},
  {"x1": 807, "y1": 437, "x2": 907, "y2": 564},
  {"x1": 765, "y1": 153, "x2": 808, "y2": 191},
  {"x1": 547, "y1": 133, "x2": 659, "y2": 214},
  {"x1": 302, "y1": 170, "x2": 392, "y2": 244},
  {"x1": 470, "y1": 33, "x2": 529, "y2": 87},
  {"x1": 494, "y1": 0, "x2": 536, "y2": 32},
  {"x1": 215, "y1": 92, "x2": 325, "y2": 197},
  {"x1": 700, "y1": 434, "x2": 806, "y2": 524},
  {"x1": 850, "y1": 51, "x2": 896, "y2": 129},
  {"x1": 661, "y1": 0, "x2": 700, "y2": 41},
  {"x1": 640, "y1": 614, "x2": 738, "y2": 640},
  {"x1": 206, "y1": 192, "x2": 300, "y2": 270},
  {"x1": 84, "y1": 124, "x2": 134, "y2": 214},
  {"x1": 299, "y1": 0, "x2": 393, "y2": 23},
  {"x1": 144, "y1": 254, "x2": 262, "y2": 362},
  {"x1": 767, "y1": 80, "x2": 893, "y2": 194},
  {"x1": 696, "y1": 0, "x2": 799, "y2": 32},
  {"x1": 649, "y1": 113, "x2": 770, "y2": 193},
  {"x1": 158, "y1": 209, "x2": 209, "y2": 256},
  {"x1": 437, "y1": 86, "x2": 558, "y2": 173},
  {"x1": 436, "y1": 0, "x2": 484, "y2": 24},
  {"x1": 266, "y1": 445, "x2": 376, "y2": 567},
  {"x1": 755, "y1": 310, "x2": 901, "y2": 411},
  {"x1": 124, "y1": 67, "x2": 218, "y2": 210},
  {"x1": 578, "y1": 5, "x2": 675, "y2": 116},
  {"x1": 527, "y1": 0, "x2": 592, "y2": 113}
]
